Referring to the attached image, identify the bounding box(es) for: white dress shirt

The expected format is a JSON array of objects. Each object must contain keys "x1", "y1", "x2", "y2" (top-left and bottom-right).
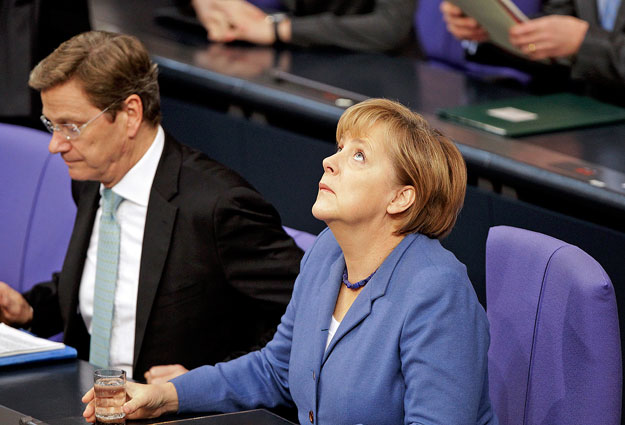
[
  {"x1": 79, "y1": 126, "x2": 164, "y2": 378},
  {"x1": 325, "y1": 315, "x2": 341, "y2": 351}
]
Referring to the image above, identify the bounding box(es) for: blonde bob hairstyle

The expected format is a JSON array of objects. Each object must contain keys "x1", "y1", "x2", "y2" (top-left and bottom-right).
[
  {"x1": 336, "y1": 98, "x2": 466, "y2": 239},
  {"x1": 29, "y1": 30, "x2": 161, "y2": 126}
]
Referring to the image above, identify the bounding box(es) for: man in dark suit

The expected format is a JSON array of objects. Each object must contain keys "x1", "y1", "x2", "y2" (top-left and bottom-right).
[{"x1": 0, "y1": 30, "x2": 303, "y2": 381}]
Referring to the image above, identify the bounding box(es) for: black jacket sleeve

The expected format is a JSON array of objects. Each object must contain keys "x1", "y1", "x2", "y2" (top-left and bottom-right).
[{"x1": 286, "y1": 0, "x2": 417, "y2": 53}]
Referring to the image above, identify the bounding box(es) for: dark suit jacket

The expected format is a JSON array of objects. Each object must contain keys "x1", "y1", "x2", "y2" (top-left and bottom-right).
[
  {"x1": 543, "y1": 0, "x2": 625, "y2": 85},
  {"x1": 284, "y1": 0, "x2": 417, "y2": 54},
  {"x1": 24, "y1": 133, "x2": 303, "y2": 378}
]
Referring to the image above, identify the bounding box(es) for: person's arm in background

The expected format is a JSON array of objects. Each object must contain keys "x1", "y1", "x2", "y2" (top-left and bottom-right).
[
  {"x1": 441, "y1": 0, "x2": 625, "y2": 85},
  {"x1": 284, "y1": 0, "x2": 416, "y2": 53},
  {"x1": 439, "y1": 1, "x2": 577, "y2": 80},
  {"x1": 538, "y1": 0, "x2": 625, "y2": 84},
  {"x1": 440, "y1": 0, "x2": 586, "y2": 55},
  {"x1": 505, "y1": 0, "x2": 588, "y2": 64},
  {"x1": 191, "y1": 0, "x2": 416, "y2": 53}
]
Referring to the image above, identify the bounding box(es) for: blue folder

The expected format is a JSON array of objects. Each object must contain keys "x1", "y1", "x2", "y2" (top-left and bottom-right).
[{"x1": 0, "y1": 345, "x2": 77, "y2": 367}]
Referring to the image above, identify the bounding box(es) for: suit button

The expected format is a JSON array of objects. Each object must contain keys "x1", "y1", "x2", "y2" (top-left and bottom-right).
[
  {"x1": 309, "y1": 410, "x2": 314, "y2": 423},
  {"x1": 312, "y1": 370, "x2": 315, "y2": 380}
]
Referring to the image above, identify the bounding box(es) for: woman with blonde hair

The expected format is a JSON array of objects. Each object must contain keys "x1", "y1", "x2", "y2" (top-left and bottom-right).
[{"x1": 83, "y1": 98, "x2": 498, "y2": 425}]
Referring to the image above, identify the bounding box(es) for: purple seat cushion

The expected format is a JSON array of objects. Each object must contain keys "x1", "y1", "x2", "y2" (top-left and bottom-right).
[{"x1": 486, "y1": 226, "x2": 621, "y2": 425}]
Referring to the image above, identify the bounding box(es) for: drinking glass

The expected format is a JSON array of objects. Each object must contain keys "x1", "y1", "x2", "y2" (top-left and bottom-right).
[{"x1": 93, "y1": 369, "x2": 126, "y2": 425}]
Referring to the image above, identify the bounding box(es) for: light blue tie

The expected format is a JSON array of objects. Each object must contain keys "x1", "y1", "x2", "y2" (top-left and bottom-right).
[
  {"x1": 89, "y1": 188, "x2": 123, "y2": 368},
  {"x1": 598, "y1": 0, "x2": 621, "y2": 30}
]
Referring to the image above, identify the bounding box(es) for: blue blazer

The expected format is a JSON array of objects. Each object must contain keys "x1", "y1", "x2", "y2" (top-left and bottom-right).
[{"x1": 172, "y1": 229, "x2": 499, "y2": 425}]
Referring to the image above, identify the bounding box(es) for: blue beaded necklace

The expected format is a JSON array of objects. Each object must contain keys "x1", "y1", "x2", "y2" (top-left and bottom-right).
[{"x1": 342, "y1": 268, "x2": 377, "y2": 290}]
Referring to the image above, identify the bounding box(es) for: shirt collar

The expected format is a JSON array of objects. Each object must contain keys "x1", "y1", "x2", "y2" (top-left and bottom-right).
[{"x1": 101, "y1": 125, "x2": 165, "y2": 206}]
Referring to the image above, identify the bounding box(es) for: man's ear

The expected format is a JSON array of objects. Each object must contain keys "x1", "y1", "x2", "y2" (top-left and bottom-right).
[
  {"x1": 123, "y1": 94, "x2": 143, "y2": 138},
  {"x1": 387, "y1": 185, "x2": 415, "y2": 215}
]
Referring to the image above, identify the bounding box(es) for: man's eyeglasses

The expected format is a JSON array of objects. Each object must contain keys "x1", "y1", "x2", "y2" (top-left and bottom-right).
[{"x1": 40, "y1": 103, "x2": 115, "y2": 141}]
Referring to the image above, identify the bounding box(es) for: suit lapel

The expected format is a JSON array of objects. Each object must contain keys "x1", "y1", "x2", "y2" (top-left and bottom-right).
[
  {"x1": 321, "y1": 270, "x2": 385, "y2": 365},
  {"x1": 60, "y1": 181, "x2": 100, "y2": 329},
  {"x1": 133, "y1": 135, "x2": 180, "y2": 366},
  {"x1": 578, "y1": 0, "x2": 625, "y2": 29},
  {"x1": 576, "y1": 0, "x2": 598, "y2": 24},
  {"x1": 613, "y1": 0, "x2": 625, "y2": 31},
  {"x1": 312, "y1": 254, "x2": 344, "y2": 372}
]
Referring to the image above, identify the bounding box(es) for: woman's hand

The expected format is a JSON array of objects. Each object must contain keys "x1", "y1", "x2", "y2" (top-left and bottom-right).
[
  {"x1": 440, "y1": 1, "x2": 489, "y2": 42},
  {"x1": 82, "y1": 381, "x2": 179, "y2": 422},
  {"x1": 144, "y1": 364, "x2": 189, "y2": 384},
  {"x1": 509, "y1": 15, "x2": 589, "y2": 60}
]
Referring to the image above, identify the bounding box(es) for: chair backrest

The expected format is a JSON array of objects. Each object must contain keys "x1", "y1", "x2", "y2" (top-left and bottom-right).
[
  {"x1": 486, "y1": 225, "x2": 622, "y2": 425},
  {"x1": 0, "y1": 123, "x2": 76, "y2": 292},
  {"x1": 415, "y1": 0, "x2": 540, "y2": 82},
  {"x1": 283, "y1": 226, "x2": 316, "y2": 252}
]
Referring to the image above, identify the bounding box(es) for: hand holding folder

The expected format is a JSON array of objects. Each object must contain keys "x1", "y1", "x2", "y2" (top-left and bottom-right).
[
  {"x1": 442, "y1": 0, "x2": 587, "y2": 62},
  {"x1": 443, "y1": 0, "x2": 528, "y2": 56}
]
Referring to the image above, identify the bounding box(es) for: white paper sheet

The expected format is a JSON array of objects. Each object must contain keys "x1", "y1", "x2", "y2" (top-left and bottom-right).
[{"x1": 0, "y1": 323, "x2": 65, "y2": 357}]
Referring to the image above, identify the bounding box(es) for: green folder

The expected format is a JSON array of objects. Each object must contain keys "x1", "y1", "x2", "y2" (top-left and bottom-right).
[{"x1": 437, "y1": 93, "x2": 625, "y2": 137}]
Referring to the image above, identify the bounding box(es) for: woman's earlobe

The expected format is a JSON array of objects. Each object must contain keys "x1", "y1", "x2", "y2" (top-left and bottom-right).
[{"x1": 387, "y1": 186, "x2": 415, "y2": 215}]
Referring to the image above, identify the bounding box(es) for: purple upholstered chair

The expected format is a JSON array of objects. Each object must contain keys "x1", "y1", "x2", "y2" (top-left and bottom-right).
[
  {"x1": 0, "y1": 123, "x2": 76, "y2": 293},
  {"x1": 486, "y1": 226, "x2": 622, "y2": 425},
  {"x1": 283, "y1": 226, "x2": 317, "y2": 252}
]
